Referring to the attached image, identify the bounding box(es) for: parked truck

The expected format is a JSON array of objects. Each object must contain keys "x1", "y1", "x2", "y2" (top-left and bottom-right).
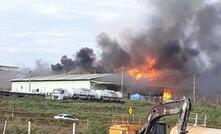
[
  {"x1": 52, "y1": 88, "x2": 123, "y2": 102},
  {"x1": 52, "y1": 88, "x2": 68, "y2": 100}
]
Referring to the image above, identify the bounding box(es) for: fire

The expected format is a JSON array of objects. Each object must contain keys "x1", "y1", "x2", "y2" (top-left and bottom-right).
[
  {"x1": 128, "y1": 68, "x2": 142, "y2": 80},
  {"x1": 127, "y1": 57, "x2": 160, "y2": 80},
  {"x1": 163, "y1": 88, "x2": 172, "y2": 101}
]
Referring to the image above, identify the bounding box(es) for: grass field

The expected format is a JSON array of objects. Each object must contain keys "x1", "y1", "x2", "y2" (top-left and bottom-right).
[{"x1": 0, "y1": 96, "x2": 220, "y2": 133}]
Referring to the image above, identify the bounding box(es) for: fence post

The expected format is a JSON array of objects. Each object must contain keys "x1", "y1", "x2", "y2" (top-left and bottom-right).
[
  {"x1": 72, "y1": 123, "x2": 76, "y2": 134},
  {"x1": 87, "y1": 119, "x2": 89, "y2": 130},
  {"x1": 43, "y1": 98, "x2": 47, "y2": 114},
  {"x1": 11, "y1": 105, "x2": 15, "y2": 123},
  {"x1": 203, "y1": 115, "x2": 207, "y2": 127},
  {"x1": 2, "y1": 120, "x2": 7, "y2": 134},
  {"x1": 194, "y1": 113, "x2": 198, "y2": 126},
  {"x1": 28, "y1": 121, "x2": 31, "y2": 134}
]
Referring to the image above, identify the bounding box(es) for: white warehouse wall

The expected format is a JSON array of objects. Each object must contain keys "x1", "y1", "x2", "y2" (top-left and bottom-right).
[{"x1": 11, "y1": 80, "x2": 91, "y2": 94}]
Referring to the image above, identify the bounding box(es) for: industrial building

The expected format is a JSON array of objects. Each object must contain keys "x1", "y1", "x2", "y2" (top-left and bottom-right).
[
  {"x1": 0, "y1": 65, "x2": 19, "y2": 90},
  {"x1": 11, "y1": 74, "x2": 122, "y2": 95}
]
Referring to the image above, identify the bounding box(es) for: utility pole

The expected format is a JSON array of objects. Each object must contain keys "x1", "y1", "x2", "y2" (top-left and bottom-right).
[
  {"x1": 29, "y1": 71, "x2": 32, "y2": 92},
  {"x1": 121, "y1": 66, "x2": 124, "y2": 99},
  {"x1": 193, "y1": 74, "x2": 196, "y2": 103}
]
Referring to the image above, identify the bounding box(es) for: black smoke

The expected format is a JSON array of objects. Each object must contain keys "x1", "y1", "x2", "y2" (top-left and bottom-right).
[
  {"x1": 76, "y1": 47, "x2": 95, "y2": 71},
  {"x1": 51, "y1": 47, "x2": 99, "y2": 73},
  {"x1": 158, "y1": 40, "x2": 184, "y2": 70},
  {"x1": 97, "y1": 33, "x2": 131, "y2": 71},
  {"x1": 51, "y1": 0, "x2": 221, "y2": 93},
  {"x1": 51, "y1": 63, "x2": 63, "y2": 72},
  {"x1": 51, "y1": 55, "x2": 75, "y2": 73}
]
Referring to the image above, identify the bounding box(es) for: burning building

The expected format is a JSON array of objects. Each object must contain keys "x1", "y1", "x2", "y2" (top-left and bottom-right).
[
  {"x1": 11, "y1": 73, "x2": 165, "y2": 97},
  {"x1": 13, "y1": 0, "x2": 219, "y2": 99}
]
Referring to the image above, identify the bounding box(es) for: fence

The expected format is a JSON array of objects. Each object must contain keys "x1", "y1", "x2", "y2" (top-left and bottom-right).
[
  {"x1": 0, "y1": 118, "x2": 118, "y2": 134},
  {"x1": 0, "y1": 119, "x2": 73, "y2": 134}
]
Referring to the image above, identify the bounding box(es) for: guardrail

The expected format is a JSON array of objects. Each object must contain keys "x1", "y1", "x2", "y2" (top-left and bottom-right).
[{"x1": 189, "y1": 113, "x2": 207, "y2": 127}]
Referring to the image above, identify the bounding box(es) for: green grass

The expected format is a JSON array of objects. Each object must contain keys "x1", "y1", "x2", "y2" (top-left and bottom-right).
[
  {"x1": 192, "y1": 102, "x2": 221, "y2": 128},
  {"x1": 0, "y1": 96, "x2": 220, "y2": 133}
]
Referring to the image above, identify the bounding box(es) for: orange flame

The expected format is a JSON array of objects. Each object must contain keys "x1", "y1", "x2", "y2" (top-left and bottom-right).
[
  {"x1": 127, "y1": 57, "x2": 160, "y2": 80},
  {"x1": 163, "y1": 88, "x2": 172, "y2": 101},
  {"x1": 128, "y1": 68, "x2": 142, "y2": 80}
]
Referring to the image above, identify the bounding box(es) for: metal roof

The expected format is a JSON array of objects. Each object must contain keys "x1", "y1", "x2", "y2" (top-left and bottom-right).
[
  {"x1": 0, "y1": 65, "x2": 19, "y2": 68},
  {"x1": 0, "y1": 65, "x2": 19, "y2": 71},
  {"x1": 91, "y1": 80, "x2": 118, "y2": 85},
  {"x1": 11, "y1": 73, "x2": 112, "y2": 82}
]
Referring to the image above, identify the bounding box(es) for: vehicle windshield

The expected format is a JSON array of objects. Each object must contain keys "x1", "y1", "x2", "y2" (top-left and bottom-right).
[{"x1": 53, "y1": 89, "x2": 64, "y2": 94}]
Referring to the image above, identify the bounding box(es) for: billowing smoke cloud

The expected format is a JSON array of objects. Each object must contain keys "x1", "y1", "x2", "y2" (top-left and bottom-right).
[
  {"x1": 96, "y1": 1, "x2": 221, "y2": 77},
  {"x1": 52, "y1": 47, "x2": 101, "y2": 73},
  {"x1": 17, "y1": 59, "x2": 51, "y2": 78},
  {"x1": 76, "y1": 47, "x2": 95, "y2": 71},
  {"x1": 97, "y1": 33, "x2": 131, "y2": 71},
  {"x1": 51, "y1": 0, "x2": 221, "y2": 93},
  {"x1": 32, "y1": 59, "x2": 51, "y2": 76}
]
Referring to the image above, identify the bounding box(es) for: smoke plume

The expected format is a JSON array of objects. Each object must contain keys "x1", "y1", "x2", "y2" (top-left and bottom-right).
[
  {"x1": 31, "y1": 60, "x2": 51, "y2": 76},
  {"x1": 51, "y1": 0, "x2": 221, "y2": 93},
  {"x1": 51, "y1": 47, "x2": 99, "y2": 73},
  {"x1": 97, "y1": 33, "x2": 131, "y2": 71}
]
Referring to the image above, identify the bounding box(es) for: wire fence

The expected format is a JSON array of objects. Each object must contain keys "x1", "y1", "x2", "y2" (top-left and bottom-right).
[
  {"x1": 0, "y1": 111, "x2": 148, "y2": 134},
  {"x1": 0, "y1": 118, "x2": 114, "y2": 134}
]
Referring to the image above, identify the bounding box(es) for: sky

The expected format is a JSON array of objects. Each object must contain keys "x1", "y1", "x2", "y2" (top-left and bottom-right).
[{"x1": 0, "y1": 0, "x2": 140, "y2": 68}]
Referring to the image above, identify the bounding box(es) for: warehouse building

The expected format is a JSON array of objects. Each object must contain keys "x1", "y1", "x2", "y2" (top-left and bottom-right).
[
  {"x1": 11, "y1": 74, "x2": 123, "y2": 95},
  {"x1": 0, "y1": 65, "x2": 19, "y2": 90}
]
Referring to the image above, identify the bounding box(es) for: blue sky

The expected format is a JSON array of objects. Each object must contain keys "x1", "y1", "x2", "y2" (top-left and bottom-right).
[{"x1": 0, "y1": 0, "x2": 141, "y2": 68}]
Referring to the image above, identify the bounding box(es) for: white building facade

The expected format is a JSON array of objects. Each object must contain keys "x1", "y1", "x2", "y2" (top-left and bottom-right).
[
  {"x1": 11, "y1": 74, "x2": 118, "y2": 94},
  {"x1": 12, "y1": 80, "x2": 91, "y2": 94}
]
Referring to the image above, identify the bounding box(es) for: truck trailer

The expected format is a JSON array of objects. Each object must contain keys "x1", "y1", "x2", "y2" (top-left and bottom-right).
[{"x1": 52, "y1": 88, "x2": 123, "y2": 102}]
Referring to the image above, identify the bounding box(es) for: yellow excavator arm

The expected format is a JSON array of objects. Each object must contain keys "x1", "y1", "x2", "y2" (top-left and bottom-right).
[{"x1": 137, "y1": 97, "x2": 192, "y2": 134}]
